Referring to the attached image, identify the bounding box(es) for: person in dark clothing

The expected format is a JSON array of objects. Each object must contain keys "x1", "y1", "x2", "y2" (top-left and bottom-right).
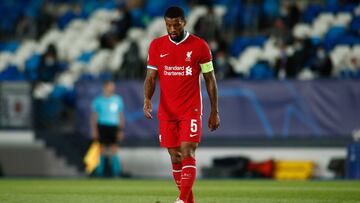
[
  {"x1": 311, "y1": 46, "x2": 333, "y2": 77},
  {"x1": 38, "y1": 44, "x2": 59, "y2": 82}
]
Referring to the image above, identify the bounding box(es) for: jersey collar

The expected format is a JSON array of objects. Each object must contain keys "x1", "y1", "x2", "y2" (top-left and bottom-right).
[{"x1": 168, "y1": 31, "x2": 190, "y2": 45}]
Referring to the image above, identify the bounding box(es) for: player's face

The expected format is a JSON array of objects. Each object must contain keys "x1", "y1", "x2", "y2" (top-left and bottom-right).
[
  {"x1": 103, "y1": 82, "x2": 115, "y2": 96},
  {"x1": 165, "y1": 17, "x2": 186, "y2": 41}
]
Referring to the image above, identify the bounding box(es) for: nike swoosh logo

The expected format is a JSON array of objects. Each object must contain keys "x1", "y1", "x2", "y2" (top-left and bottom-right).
[
  {"x1": 190, "y1": 134, "x2": 198, "y2": 137},
  {"x1": 160, "y1": 53, "x2": 169, "y2": 58}
]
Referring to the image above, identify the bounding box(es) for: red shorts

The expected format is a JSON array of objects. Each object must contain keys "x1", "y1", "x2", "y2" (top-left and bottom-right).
[{"x1": 159, "y1": 115, "x2": 202, "y2": 148}]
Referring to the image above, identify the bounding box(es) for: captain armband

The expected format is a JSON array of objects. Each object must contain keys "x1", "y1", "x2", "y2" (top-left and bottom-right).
[{"x1": 200, "y1": 61, "x2": 214, "y2": 73}]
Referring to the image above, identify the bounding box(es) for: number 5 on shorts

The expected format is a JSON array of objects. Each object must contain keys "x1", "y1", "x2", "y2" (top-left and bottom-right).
[{"x1": 190, "y1": 119, "x2": 197, "y2": 133}]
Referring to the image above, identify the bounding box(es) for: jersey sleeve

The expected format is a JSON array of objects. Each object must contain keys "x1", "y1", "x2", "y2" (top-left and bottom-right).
[
  {"x1": 147, "y1": 40, "x2": 158, "y2": 71},
  {"x1": 198, "y1": 40, "x2": 214, "y2": 73}
]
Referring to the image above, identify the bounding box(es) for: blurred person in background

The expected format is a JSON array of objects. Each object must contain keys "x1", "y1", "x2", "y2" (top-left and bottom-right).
[
  {"x1": 194, "y1": 5, "x2": 221, "y2": 48},
  {"x1": 38, "y1": 44, "x2": 59, "y2": 82},
  {"x1": 311, "y1": 45, "x2": 333, "y2": 78},
  {"x1": 16, "y1": 14, "x2": 37, "y2": 40},
  {"x1": 90, "y1": 80, "x2": 125, "y2": 177},
  {"x1": 143, "y1": 6, "x2": 220, "y2": 203},
  {"x1": 100, "y1": 3, "x2": 132, "y2": 49}
]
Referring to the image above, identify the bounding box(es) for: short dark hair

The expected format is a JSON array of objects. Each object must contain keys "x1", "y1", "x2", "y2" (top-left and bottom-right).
[
  {"x1": 102, "y1": 79, "x2": 114, "y2": 86},
  {"x1": 164, "y1": 6, "x2": 185, "y2": 20}
]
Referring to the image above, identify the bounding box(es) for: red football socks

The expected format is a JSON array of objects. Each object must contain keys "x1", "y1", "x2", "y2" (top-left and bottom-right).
[
  {"x1": 172, "y1": 163, "x2": 182, "y2": 189},
  {"x1": 172, "y1": 162, "x2": 195, "y2": 203},
  {"x1": 179, "y1": 157, "x2": 196, "y2": 202}
]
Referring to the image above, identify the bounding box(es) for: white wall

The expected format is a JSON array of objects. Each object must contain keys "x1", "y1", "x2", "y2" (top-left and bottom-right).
[{"x1": 119, "y1": 147, "x2": 346, "y2": 179}]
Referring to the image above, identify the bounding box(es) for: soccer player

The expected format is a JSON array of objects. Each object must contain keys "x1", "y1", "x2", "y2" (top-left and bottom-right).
[
  {"x1": 143, "y1": 6, "x2": 220, "y2": 203},
  {"x1": 90, "y1": 80, "x2": 125, "y2": 177}
]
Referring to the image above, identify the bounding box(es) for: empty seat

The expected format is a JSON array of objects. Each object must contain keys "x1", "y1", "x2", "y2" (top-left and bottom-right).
[
  {"x1": 249, "y1": 62, "x2": 274, "y2": 80},
  {"x1": 324, "y1": 26, "x2": 347, "y2": 50},
  {"x1": 303, "y1": 4, "x2": 324, "y2": 23},
  {"x1": 230, "y1": 36, "x2": 267, "y2": 57}
]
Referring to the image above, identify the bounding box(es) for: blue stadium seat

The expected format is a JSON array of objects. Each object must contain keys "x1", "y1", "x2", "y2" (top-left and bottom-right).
[
  {"x1": 263, "y1": 0, "x2": 280, "y2": 19},
  {"x1": 350, "y1": 16, "x2": 360, "y2": 34},
  {"x1": 223, "y1": 0, "x2": 243, "y2": 28},
  {"x1": 57, "y1": 10, "x2": 80, "y2": 30},
  {"x1": 58, "y1": 62, "x2": 69, "y2": 72},
  {"x1": 324, "y1": 3, "x2": 338, "y2": 13},
  {"x1": 356, "y1": 70, "x2": 360, "y2": 78},
  {"x1": 310, "y1": 37, "x2": 322, "y2": 47},
  {"x1": 81, "y1": 0, "x2": 100, "y2": 18},
  {"x1": 77, "y1": 51, "x2": 95, "y2": 63},
  {"x1": 101, "y1": 0, "x2": 117, "y2": 10},
  {"x1": 230, "y1": 36, "x2": 267, "y2": 57},
  {"x1": 0, "y1": 65, "x2": 25, "y2": 81},
  {"x1": 335, "y1": 33, "x2": 360, "y2": 46},
  {"x1": 302, "y1": 4, "x2": 324, "y2": 23},
  {"x1": 25, "y1": 54, "x2": 41, "y2": 80},
  {"x1": 249, "y1": 62, "x2": 274, "y2": 79},
  {"x1": 213, "y1": 0, "x2": 232, "y2": 5},
  {"x1": 130, "y1": 8, "x2": 146, "y2": 28},
  {"x1": 144, "y1": 0, "x2": 188, "y2": 18},
  {"x1": 339, "y1": 69, "x2": 355, "y2": 79},
  {"x1": 324, "y1": 26, "x2": 347, "y2": 50},
  {"x1": 50, "y1": 85, "x2": 69, "y2": 100},
  {"x1": 0, "y1": 41, "x2": 20, "y2": 53},
  {"x1": 340, "y1": 3, "x2": 357, "y2": 12}
]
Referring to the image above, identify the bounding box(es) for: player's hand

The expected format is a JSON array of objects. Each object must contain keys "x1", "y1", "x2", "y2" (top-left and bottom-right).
[
  {"x1": 117, "y1": 131, "x2": 124, "y2": 141},
  {"x1": 91, "y1": 130, "x2": 99, "y2": 141},
  {"x1": 208, "y1": 111, "x2": 220, "y2": 132},
  {"x1": 143, "y1": 99, "x2": 153, "y2": 119}
]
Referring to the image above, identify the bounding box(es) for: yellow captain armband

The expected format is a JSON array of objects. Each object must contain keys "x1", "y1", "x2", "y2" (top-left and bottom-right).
[{"x1": 200, "y1": 61, "x2": 214, "y2": 73}]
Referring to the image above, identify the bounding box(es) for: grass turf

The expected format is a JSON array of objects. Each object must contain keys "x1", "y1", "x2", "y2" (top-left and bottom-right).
[{"x1": 0, "y1": 179, "x2": 359, "y2": 203}]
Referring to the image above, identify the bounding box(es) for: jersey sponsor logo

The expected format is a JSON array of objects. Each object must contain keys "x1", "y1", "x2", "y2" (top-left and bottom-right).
[
  {"x1": 160, "y1": 53, "x2": 169, "y2": 58},
  {"x1": 163, "y1": 66, "x2": 192, "y2": 76},
  {"x1": 185, "y1": 66, "x2": 192, "y2": 76},
  {"x1": 185, "y1": 51, "x2": 192, "y2": 61}
]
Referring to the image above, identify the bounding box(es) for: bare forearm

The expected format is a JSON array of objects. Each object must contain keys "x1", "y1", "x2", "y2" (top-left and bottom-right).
[
  {"x1": 144, "y1": 77, "x2": 156, "y2": 101},
  {"x1": 119, "y1": 113, "x2": 125, "y2": 129},
  {"x1": 204, "y1": 72, "x2": 219, "y2": 113},
  {"x1": 90, "y1": 113, "x2": 98, "y2": 134}
]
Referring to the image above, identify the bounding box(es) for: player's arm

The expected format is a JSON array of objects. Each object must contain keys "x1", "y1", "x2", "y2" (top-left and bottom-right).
[
  {"x1": 90, "y1": 112, "x2": 99, "y2": 140},
  {"x1": 117, "y1": 112, "x2": 125, "y2": 141},
  {"x1": 202, "y1": 63, "x2": 220, "y2": 131},
  {"x1": 143, "y1": 69, "x2": 158, "y2": 119},
  {"x1": 119, "y1": 112, "x2": 125, "y2": 129}
]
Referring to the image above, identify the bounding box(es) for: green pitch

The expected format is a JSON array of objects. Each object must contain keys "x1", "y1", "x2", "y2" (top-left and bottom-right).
[{"x1": 0, "y1": 179, "x2": 359, "y2": 203}]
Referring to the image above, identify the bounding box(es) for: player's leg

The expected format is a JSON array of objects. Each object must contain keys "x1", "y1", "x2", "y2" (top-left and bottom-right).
[
  {"x1": 159, "y1": 120, "x2": 183, "y2": 200},
  {"x1": 109, "y1": 126, "x2": 121, "y2": 177},
  {"x1": 179, "y1": 141, "x2": 198, "y2": 203},
  {"x1": 168, "y1": 148, "x2": 182, "y2": 189},
  {"x1": 178, "y1": 116, "x2": 202, "y2": 203},
  {"x1": 95, "y1": 124, "x2": 106, "y2": 176},
  {"x1": 110, "y1": 143, "x2": 121, "y2": 177}
]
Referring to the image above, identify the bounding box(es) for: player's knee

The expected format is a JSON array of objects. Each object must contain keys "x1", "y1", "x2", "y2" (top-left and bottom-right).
[
  {"x1": 168, "y1": 148, "x2": 182, "y2": 163},
  {"x1": 171, "y1": 154, "x2": 182, "y2": 163},
  {"x1": 180, "y1": 142, "x2": 197, "y2": 158},
  {"x1": 180, "y1": 147, "x2": 196, "y2": 159}
]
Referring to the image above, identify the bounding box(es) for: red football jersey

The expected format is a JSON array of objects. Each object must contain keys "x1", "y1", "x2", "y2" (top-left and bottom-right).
[{"x1": 147, "y1": 32, "x2": 212, "y2": 120}]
